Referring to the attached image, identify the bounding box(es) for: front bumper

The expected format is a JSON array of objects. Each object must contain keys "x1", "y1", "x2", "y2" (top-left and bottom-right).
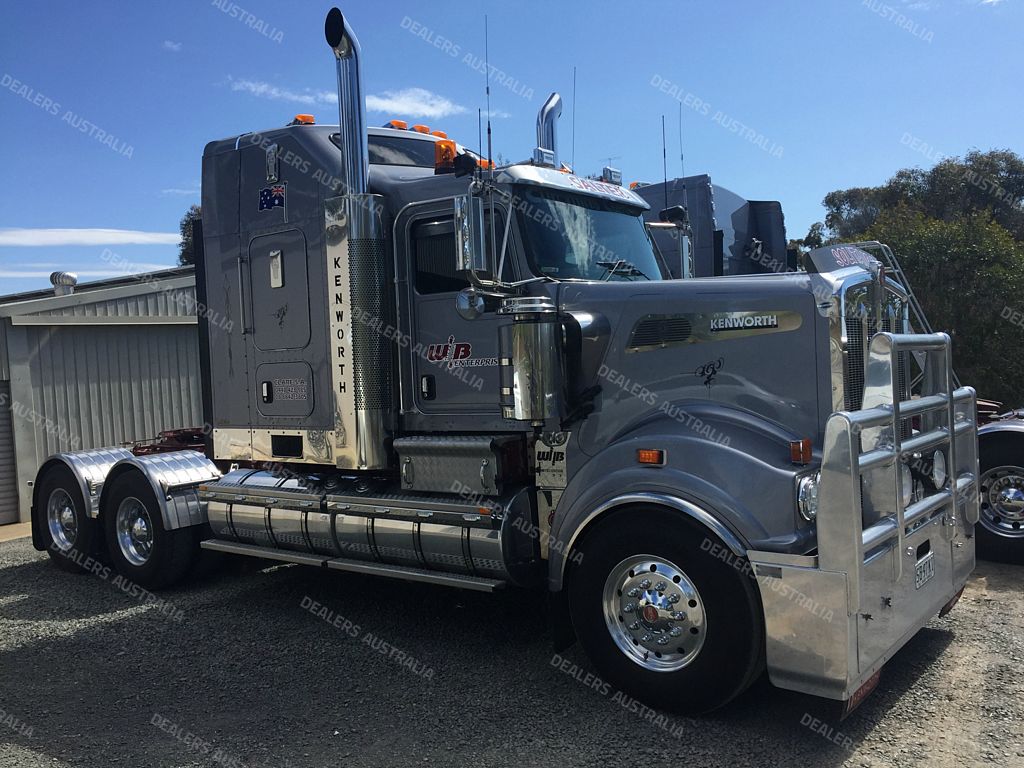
[{"x1": 748, "y1": 332, "x2": 979, "y2": 702}]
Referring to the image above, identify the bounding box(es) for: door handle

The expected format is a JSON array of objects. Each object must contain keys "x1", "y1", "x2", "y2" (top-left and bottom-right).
[{"x1": 420, "y1": 375, "x2": 436, "y2": 400}]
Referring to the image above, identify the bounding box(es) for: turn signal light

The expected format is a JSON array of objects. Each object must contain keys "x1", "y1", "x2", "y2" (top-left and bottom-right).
[
  {"x1": 293, "y1": 114, "x2": 315, "y2": 124},
  {"x1": 790, "y1": 439, "x2": 813, "y2": 465},
  {"x1": 637, "y1": 449, "x2": 665, "y2": 466},
  {"x1": 434, "y1": 139, "x2": 457, "y2": 173},
  {"x1": 411, "y1": 124, "x2": 430, "y2": 134},
  {"x1": 477, "y1": 158, "x2": 494, "y2": 170},
  {"x1": 431, "y1": 130, "x2": 448, "y2": 138},
  {"x1": 386, "y1": 119, "x2": 408, "y2": 129}
]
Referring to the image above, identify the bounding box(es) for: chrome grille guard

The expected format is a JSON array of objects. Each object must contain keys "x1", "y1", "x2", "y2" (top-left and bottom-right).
[
  {"x1": 818, "y1": 332, "x2": 979, "y2": 614},
  {"x1": 748, "y1": 331, "x2": 978, "y2": 702}
]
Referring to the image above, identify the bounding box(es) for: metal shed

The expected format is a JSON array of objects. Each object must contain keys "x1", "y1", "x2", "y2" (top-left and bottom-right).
[{"x1": 0, "y1": 268, "x2": 202, "y2": 524}]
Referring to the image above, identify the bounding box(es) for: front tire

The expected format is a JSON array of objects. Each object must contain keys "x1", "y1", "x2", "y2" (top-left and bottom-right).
[
  {"x1": 977, "y1": 439, "x2": 1024, "y2": 563},
  {"x1": 567, "y1": 507, "x2": 764, "y2": 714},
  {"x1": 102, "y1": 471, "x2": 198, "y2": 589},
  {"x1": 37, "y1": 464, "x2": 101, "y2": 573}
]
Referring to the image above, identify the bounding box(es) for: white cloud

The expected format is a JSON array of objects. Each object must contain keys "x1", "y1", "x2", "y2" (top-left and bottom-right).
[
  {"x1": 228, "y1": 77, "x2": 336, "y2": 106},
  {"x1": 481, "y1": 108, "x2": 512, "y2": 119},
  {"x1": 365, "y1": 87, "x2": 468, "y2": 119},
  {"x1": 0, "y1": 228, "x2": 179, "y2": 247},
  {"x1": 978, "y1": 0, "x2": 1004, "y2": 5},
  {"x1": 162, "y1": 40, "x2": 182, "y2": 52},
  {"x1": 228, "y1": 77, "x2": 468, "y2": 120},
  {"x1": 161, "y1": 186, "x2": 200, "y2": 196}
]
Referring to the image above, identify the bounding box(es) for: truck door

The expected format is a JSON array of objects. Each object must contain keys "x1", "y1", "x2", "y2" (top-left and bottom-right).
[{"x1": 398, "y1": 203, "x2": 513, "y2": 415}]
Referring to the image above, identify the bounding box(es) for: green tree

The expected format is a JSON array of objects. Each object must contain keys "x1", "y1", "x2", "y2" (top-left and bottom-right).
[
  {"x1": 178, "y1": 204, "x2": 201, "y2": 266},
  {"x1": 858, "y1": 206, "x2": 1024, "y2": 405},
  {"x1": 812, "y1": 149, "x2": 1024, "y2": 405}
]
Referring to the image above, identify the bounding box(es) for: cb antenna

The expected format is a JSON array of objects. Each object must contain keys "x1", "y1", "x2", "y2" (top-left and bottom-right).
[
  {"x1": 571, "y1": 65, "x2": 577, "y2": 170},
  {"x1": 484, "y1": 15, "x2": 493, "y2": 178},
  {"x1": 661, "y1": 114, "x2": 668, "y2": 211},
  {"x1": 678, "y1": 102, "x2": 685, "y2": 178}
]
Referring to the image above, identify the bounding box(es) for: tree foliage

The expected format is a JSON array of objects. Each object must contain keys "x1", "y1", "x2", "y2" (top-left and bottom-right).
[
  {"x1": 178, "y1": 204, "x2": 201, "y2": 266},
  {"x1": 813, "y1": 149, "x2": 1024, "y2": 405}
]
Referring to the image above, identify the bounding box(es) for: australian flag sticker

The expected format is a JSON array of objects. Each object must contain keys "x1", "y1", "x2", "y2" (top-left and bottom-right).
[{"x1": 259, "y1": 183, "x2": 286, "y2": 212}]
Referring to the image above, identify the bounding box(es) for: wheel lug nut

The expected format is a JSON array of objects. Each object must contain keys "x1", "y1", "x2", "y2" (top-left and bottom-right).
[
  {"x1": 629, "y1": 621, "x2": 641, "y2": 630},
  {"x1": 669, "y1": 626, "x2": 682, "y2": 637},
  {"x1": 671, "y1": 611, "x2": 687, "y2": 621},
  {"x1": 639, "y1": 579, "x2": 652, "y2": 589},
  {"x1": 657, "y1": 637, "x2": 670, "y2": 645},
  {"x1": 654, "y1": 581, "x2": 667, "y2": 592},
  {"x1": 667, "y1": 593, "x2": 680, "y2": 604},
  {"x1": 641, "y1": 634, "x2": 653, "y2": 643},
  {"x1": 623, "y1": 603, "x2": 636, "y2": 613},
  {"x1": 627, "y1": 588, "x2": 641, "y2": 598}
]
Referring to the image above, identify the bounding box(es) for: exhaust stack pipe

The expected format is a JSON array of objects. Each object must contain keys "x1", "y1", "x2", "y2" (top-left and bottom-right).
[
  {"x1": 324, "y1": 7, "x2": 366, "y2": 195},
  {"x1": 534, "y1": 92, "x2": 562, "y2": 168},
  {"x1": 322, "y1": 8, "x2": 393, "y2": 472}
]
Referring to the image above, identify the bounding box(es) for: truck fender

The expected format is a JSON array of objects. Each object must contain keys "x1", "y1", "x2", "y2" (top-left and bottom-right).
[
  {"x1": 978, "y1": 420, "x2": 1024, "y2": 440},
  {"x1": 31, "y1": 447, "x2": 134, "y2": 550},
  {"x1": 549, "y1": 409, "x2": 810, "y2": 592},
  {"x1": 98, "y1": 451, "x2": 222, "y2": 532}
]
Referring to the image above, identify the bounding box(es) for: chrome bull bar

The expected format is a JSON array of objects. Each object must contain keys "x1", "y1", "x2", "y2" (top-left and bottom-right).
[
  {"x1": 748, "y1": 332, "x2": 979, "y2": 702},
  {"x1": 819, "y1": 332, "x2": 979, "y2": 614}
]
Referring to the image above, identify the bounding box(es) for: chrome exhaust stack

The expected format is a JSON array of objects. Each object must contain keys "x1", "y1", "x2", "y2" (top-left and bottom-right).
[
  {"x1": 323, "y1": 7, "x2": 393, "y2": 470},
  {"x1": 324, "y1": 7, "x2": 367, "y2": 195},
  {"x1": 533, "y1": 92, "x2": 562, "y2": 168}
]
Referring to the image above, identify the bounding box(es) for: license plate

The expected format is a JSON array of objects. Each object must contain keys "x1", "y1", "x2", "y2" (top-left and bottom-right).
[{"x1": 915, "y1": 552, "x2": 935, "y2": 589}]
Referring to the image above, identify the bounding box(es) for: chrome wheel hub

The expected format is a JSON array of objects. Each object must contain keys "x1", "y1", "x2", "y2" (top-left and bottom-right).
[
  {"x1": 602, "y1": 555, "x2": 706, "y2": 672},
  {"x1": 980, "y1": 466, "x2": 1024, "y2": 538},
  {"x1": 46, "y1": 489, "x2": 77, "y2": 551},
  {"x1": 116, "y1": 497, "x2": 154, "y2": 566}
]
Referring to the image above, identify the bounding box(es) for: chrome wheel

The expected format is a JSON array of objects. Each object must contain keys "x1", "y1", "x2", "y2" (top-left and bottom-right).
[
  {"x1": 46, "y1": 489, "x2": 77, "y2": 551},
  {"x1": 602, "y1": 555, "x2": 707, "y2": 672},
  {"x1": 980, "y1": 466, "x2": 1024, "y2": 538},
  {"x1": 115, "y1": 497, "x2": 154, "y2": 566}
]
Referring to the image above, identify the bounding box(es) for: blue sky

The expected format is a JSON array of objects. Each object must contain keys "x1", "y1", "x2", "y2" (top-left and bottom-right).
[{"x1": 1, "y1": 0, "x2": 1020, "y2": 295}]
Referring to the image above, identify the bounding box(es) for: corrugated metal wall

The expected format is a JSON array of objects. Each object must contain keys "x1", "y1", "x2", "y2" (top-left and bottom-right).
[
  {"x1": 21, "y1": 323, "x2": 202, "y2": 456},
  {"x1": 2, "y1": 274, "x2": 203, "y2": 523},
  {"x1": 0, "y1": 381, "x2": 16, "y2": 525}
]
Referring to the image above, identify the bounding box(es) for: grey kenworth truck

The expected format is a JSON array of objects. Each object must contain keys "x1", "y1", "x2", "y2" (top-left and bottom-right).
[{"x1": 30, "y1": 8, "x2": 980, "y2": 714}]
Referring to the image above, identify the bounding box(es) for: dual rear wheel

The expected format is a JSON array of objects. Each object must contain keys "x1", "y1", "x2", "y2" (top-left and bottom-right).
[{"x1": 37, "y1": 467, "x2": 198, "y2": 589}]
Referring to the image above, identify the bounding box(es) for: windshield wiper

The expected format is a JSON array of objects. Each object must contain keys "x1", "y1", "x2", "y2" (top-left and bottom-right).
[{"x1": 596, "y1": 260, "x2": 650, "y2": 281}]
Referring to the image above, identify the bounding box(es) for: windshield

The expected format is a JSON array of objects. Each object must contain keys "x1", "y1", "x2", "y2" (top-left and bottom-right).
[{"x1": 515, "y1": 187, "x2": 663, "y2": 281}]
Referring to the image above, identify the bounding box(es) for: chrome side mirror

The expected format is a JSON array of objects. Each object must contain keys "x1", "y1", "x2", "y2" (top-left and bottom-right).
[{"x1": 454, "y1": 194, "x2": 488, "y2": 277}]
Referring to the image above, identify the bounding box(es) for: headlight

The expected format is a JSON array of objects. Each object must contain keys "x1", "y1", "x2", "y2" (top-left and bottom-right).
[
  {"x1": 798, "y1": 472, "x2": 820, "y2": 522},
  {"x1": 900, "y1": 463, "x2": 914, "y2": 508},
  {"x1": 931, "y1": 450, "x2": 947, "y2": 489}
]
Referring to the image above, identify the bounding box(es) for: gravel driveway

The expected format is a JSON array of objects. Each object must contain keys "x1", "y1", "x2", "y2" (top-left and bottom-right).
[{"x1": 0, "y1": 537, "x2": 1020, "y2": 768}]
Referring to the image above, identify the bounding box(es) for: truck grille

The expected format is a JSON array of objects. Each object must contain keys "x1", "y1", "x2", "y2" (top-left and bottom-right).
[{"x1": 843, "y1": 291, "x2": 909, "y2": 411}]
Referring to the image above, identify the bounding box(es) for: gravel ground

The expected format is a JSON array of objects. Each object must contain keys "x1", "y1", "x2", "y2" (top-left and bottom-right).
[{"x1": 0, "y1": 537, "x2": 1020, "y2": 768}]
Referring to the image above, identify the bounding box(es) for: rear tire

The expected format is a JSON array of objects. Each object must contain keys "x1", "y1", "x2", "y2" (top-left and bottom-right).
[
  {"x1": 567, "y1": 506, "x2": 764, "y2": 714},
  {"x1": 37, "y1": 464, "x2": 101, "y2": 573},
  {"x1": 977, "y1": 439, "x2": 1024, "y2": 564},
  {"x1": 102, "y1": 471, "x2": 198, "y2": 589}
]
